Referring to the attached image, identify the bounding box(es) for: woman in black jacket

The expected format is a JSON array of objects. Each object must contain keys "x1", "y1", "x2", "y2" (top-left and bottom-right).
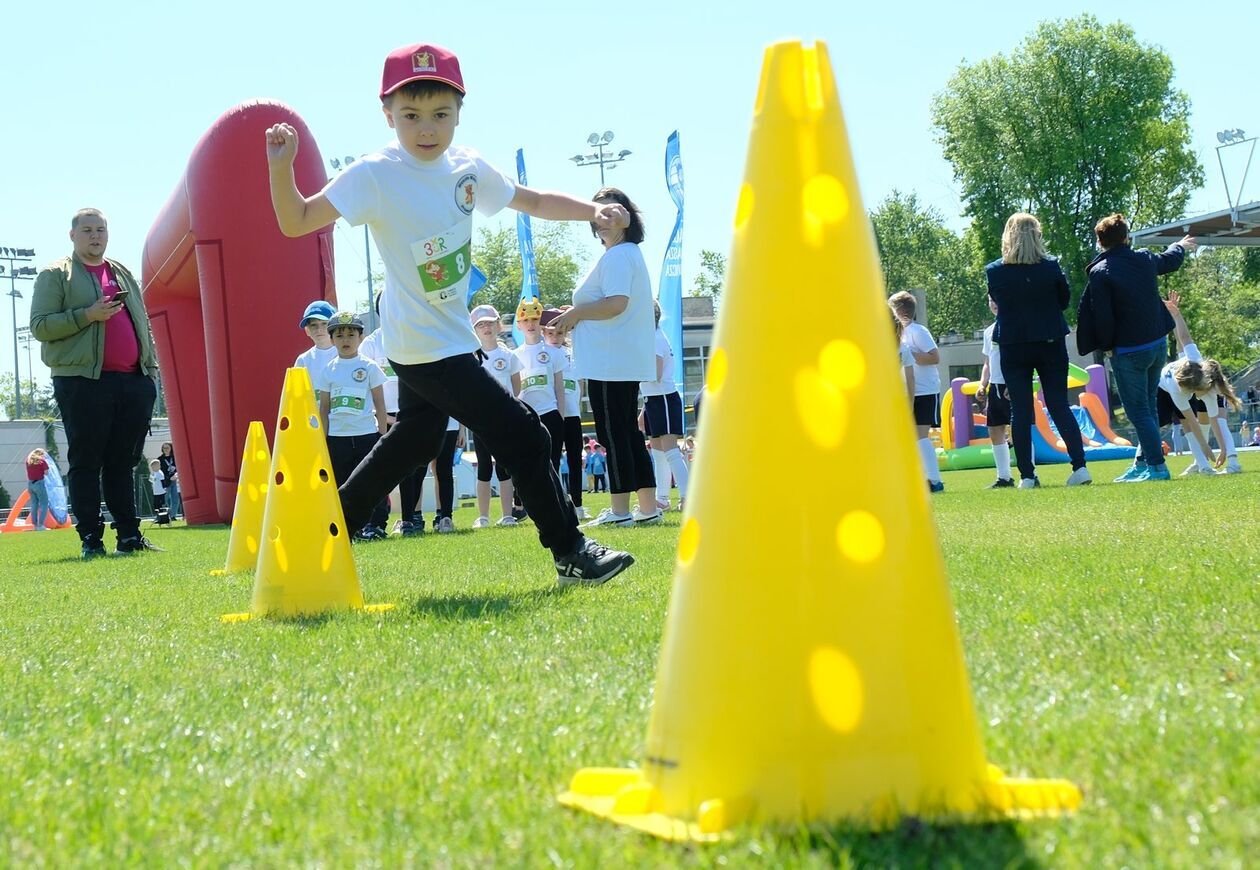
[{"x1": 984, "y1": 213, "x2": 1090, "y2": 488}]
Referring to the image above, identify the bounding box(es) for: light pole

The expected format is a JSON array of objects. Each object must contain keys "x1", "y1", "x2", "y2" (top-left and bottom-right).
[
  {"x1": 0, "y1": 245, "x2": 37, "y2": 420},
  {"x1": 329, "y1": 156, "x2": 377, "y2": 332},
  {"x1": 570, "y1": 131, "x2": 632, "y2": 186},
  {"x1": 17, "y1": 326, "x2": 34, "y2": 409}
]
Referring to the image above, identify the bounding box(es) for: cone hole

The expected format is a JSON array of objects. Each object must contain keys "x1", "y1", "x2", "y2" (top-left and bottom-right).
[
  {"x1": 329, "y1": 522, "x2": 339, "y2": 537},
  {"x1": 269, "y1": 525, "x2": 281, "y2": 542},
  {"x1": 279, "y1": 416, "x2": 290, "y2": 431},
  {"x1": 309, "y1": 414, "x2": 320, "y2": 429},
  {"x1": 319, "y1": 469, "x2": 329, "y2": 483},
  {"x1": 275, "y1": 471, "x2": 285, "y2": 485}
]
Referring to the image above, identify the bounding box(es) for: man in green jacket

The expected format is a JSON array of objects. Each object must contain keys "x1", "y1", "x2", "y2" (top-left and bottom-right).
[{"x1": 30, "y1": 208, "x2": 161, "y2": 557}]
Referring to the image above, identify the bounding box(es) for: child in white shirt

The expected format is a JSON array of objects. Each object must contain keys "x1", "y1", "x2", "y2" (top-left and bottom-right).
[
  {"x1": 638, "y1": 301, "x2": 689, "y2": 512},
  {"x1": 513, "y1": 297, "x2": 567, "y2": 473},
  {"x1": 294, "y1": 300, "x2": 338, "y2": 383},
  {"x1": 977, "y1": 298, "x2": 1015, "y2": 487},
  {"x1": 468, "y1": 304, "x2": 522, "y2": 528},
  {"x1": 541, "y1": 306, "x2": 589, "y2": 519},
  {"x1": 890, "y1": 291, "x2": 943, "y2": 492},
  {"x1": 315, "y1": 312, "x2": 390, "y2": 540}
]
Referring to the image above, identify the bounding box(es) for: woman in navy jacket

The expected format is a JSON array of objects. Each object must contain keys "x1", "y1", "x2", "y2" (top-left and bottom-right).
[{"x1": 985, "y1": 213, "x2": 1091, "y2": 488}]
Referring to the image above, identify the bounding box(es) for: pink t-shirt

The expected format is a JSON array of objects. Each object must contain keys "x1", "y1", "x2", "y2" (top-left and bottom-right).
[{"x1": 85, "y1": 261, "x2": 140, "y2": 373}]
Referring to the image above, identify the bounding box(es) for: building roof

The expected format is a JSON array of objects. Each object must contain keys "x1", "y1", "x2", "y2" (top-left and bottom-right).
[{"x1": 1131, "y1": 200, "x2": 1260, "y2": 247}]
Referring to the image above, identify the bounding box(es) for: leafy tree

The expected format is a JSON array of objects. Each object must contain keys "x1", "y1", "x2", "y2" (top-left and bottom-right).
[
  {"x1": 932, "y1": 15, "x2": 1203, "y2": 305},
  {"x1": 1161, "y1": 248, "x2": 1260, "y2": 372},
  {"x1": 690, "y1": 250, "x2": 727, "y2": 306},
  {"x1": 0, "y1": 376, "x2": 58, "y2": 421},
  {"x1": 869, "y1": 191, "x2": 988, "y2": 336},
  {"x1": 0, "y1": 482, "x2": 10, "y2": 511},
  {"x1": 470, "y1": 222, "x2": 587, "y2": 317}
]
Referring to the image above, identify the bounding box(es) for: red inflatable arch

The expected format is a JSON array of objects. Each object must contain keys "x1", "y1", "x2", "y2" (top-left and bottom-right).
[{"x1": 143, "y1": 100, "x2": 337, "y2": 525}]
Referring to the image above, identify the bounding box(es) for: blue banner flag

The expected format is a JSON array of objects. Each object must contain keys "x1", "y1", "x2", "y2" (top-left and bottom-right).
[
  {"x1": 513, "y1": 149, "x2": 540, "y2": 347},
  {"x1": 659, "y1": 131, "x2": 685, "y2": 390},
  {"x1": 465, "y1": 265, "x2": 488, "y2": 306}
]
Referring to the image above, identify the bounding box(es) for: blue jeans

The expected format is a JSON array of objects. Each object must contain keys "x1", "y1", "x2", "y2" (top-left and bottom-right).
[
  {"x1": 1111, "y1": 344, "x2": 1168, "y2": 467},
  {"x1": 27, "y1": 479, "x2": 50, "y2": 529}
]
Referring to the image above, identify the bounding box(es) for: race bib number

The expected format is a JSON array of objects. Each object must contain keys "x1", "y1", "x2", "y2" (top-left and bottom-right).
[
  {"x1": 330, "y1": 392, "x2": 366, "y2": 413},
  {"x1": 411, "y1": 222, "x2": 473, "y2": 305},
  {"x1": 564, "y1": 378, "x2": 577, "y2": 392},
  {"x1": 522, "y1": 374, "x2": 549, "y2": 390}
]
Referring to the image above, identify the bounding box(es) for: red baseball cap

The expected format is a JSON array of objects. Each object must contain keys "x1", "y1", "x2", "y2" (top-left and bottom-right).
[{"x1": 380, "y1": 44, "x2": 465, "y2": 99}]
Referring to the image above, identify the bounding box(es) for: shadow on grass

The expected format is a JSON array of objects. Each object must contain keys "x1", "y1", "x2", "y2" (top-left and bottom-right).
[
  {"x1": 410, "y1": 587, "x2": 566, "y2": 620},
  {"x1": 792, "y1": 818, "x2": 1038, "y2": 869}
]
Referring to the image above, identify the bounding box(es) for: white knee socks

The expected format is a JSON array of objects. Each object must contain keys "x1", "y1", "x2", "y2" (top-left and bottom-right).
[
  {"x1": 917, "y1": 438, "x2": 941, "y2": 483},
  {"x1": 1186, "y1": 434, "x2": 1211, "y2": 469},
  {"x1": 665, "y1": 448, "x2": 690, "y2": 499},
  {"x1": 992, "y1": 442, "x2": 1012, "y2": 479},
  {"x1": 652, "y1": 449, "x2": 671, "y2": 502}
]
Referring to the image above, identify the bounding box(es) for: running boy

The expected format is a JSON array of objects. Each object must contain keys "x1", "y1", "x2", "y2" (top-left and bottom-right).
[
  {"x1": 265, "y1": 43, "x2": 633, "y2": 585},
  {"x1": 315, "y1": 312, "x2": 391, "y2": 540}
]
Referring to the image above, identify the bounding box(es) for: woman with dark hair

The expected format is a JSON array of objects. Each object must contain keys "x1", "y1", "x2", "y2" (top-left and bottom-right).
[
  {"x1": 549, "y1": 188, "x2": 658, "y2": 525},
  {"x1": 985, "y1": 212, "x2": 1091, "y2": 489}
]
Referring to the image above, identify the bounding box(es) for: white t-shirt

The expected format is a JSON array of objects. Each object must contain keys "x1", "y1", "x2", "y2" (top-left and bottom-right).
[
  {"x1": 323, "y1": 142, "x2": 516, "y2": 365},
  {"x1": 898, "y1": 344, "x2": 913, "y2": 369},
  {"x1": 295, "y1": 345, "x2": 338, "y2": 387},
  {"x1": 982, "y1": 323, "x2": 1004, "y2": 385},
  {"x1": 315, "y1": 354, "x2": 387, "y2": 437},
  {"x1": 478, "y1": 344, "x2": 522, "y2": 395},
  {"x1": 640, "y1": 328, "x2": 677, "y2": 397},
  {"x1": 552, "y1": 344, "x2": 582, "y2": 417},
  {"x1": 359, "y1": 329, "x2": 399, "y2": 413},
  {"x1": 571, "y1": 243, "x2": 655, "y2": 382},
  {"x1": 1159, "y1": 343, "x2": 1219, "y2": 417},
  {"x1": 900, "y1": 322, "x2": 941, "y2": 396},
  {"x1": 515, "y1": 341, "x2": 564, "y2": 416},
  {"x1": 150, "y1": 471, "x2": 165, "y2": 495}
]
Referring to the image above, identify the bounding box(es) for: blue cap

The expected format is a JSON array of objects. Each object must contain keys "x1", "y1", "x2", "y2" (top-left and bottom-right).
[{"x1": 299, "y1": 300, "x2": 335, "y2": 328}]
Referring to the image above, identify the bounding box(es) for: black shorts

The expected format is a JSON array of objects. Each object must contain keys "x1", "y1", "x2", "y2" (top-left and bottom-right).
[
  {"x1": 985, "y1": 383, "x2": 1011, "y2": 427},
  {"x1": 1158, "y1": 389, "x2": 1208, "y2": 426},
  {"x1": 913, "y1": 394, "x2": 941, "y2": 428},
  {"x1": 644, "y1": 391, "x2": 684, "y2": 437}
]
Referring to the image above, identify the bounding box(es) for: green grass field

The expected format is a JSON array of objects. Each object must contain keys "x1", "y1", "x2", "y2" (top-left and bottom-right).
[{"x1": 2, "y1": 455, "x2": 1257, "y2": 868}]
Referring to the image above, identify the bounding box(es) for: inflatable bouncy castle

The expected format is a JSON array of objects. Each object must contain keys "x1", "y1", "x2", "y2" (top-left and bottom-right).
[{"x1": 143, "y1": 101, "x2": 337, "y2": 525}]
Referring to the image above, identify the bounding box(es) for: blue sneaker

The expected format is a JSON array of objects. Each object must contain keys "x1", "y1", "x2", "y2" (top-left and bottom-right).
[
  {"x1": 928, "y1": 480, "x2": 945, "y2": 494},
  {"x1": 1143, "y1": 464, "x2": 1171, "y2": 481},
  {"x1": 1113, "y1": 464, "x2": 1147, "y2": 483}
]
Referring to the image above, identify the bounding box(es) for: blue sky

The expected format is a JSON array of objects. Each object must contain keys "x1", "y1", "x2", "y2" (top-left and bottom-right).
[{"x1": 0, "y1": 0, "x2": 1253, "y2": 402}]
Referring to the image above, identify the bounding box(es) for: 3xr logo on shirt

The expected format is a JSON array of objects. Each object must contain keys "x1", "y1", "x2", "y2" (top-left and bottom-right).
[{"x1": 455, "y1": 173, "x2": 477, "y2": 215}]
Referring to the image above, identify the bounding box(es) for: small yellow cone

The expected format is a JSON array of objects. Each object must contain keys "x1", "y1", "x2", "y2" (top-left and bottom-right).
[
  {"x1": 212, "y1": 421, "x2": 272, "y2": 575},
  {"x1": 558, "y1": 40, "x2": 1080, "y2": 840},
  {"x1": 221, "y1": 368, "x2": 393, "y2": 621}
]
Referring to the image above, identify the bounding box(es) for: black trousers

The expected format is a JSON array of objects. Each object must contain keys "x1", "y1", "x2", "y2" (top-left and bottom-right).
[
  {"x1": 339, "y1": 353, "x2": 579, "y2": 557},
  {"x1": 593, "y1": 473, "x2": 607, "y2": 492},
  {"x1": 539, "y1": 409, "x2": 565, "y2": 471},
  {"x1": 1002, "y1": 338, "x2": 1087, "y2": 479},
  {"x1": 588, "y1": 379, "x2": 655, "y2": 495},
  {"x1": 562, "y1": 415, "x2": 585, "y2": 507},
  {"x1": 327, "y1": 432, "x2": 389, "y2": 530},
  {"x1": 433, "y1": 429, "x2": 460, "y2": 519},
  {"x1": 472, "y1": 433, "x2": 510, "y2": 483},
  {"x1": 53, "y1": 372, "x2": 156, "y2": 542}
]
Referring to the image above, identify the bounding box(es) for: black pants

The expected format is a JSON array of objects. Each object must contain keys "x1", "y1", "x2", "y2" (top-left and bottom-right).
[
  {"x1": 539, "y1": 409, "x2": 565, "y2": 472},
  {"x1": 562, "y1": 415, "x2": 584, "y2": 506},
  {"x1": 472, "y1": 432, "x2": 510, "y2": 483},
  {"x1": 433, "y1": 429, "x2": 460, "y2": 519},
  {"x1": 53, "y1": 372, "x2": 156, "y2": 542},
  {"x1": 1002, "y1": 339, "x2": 1087, "y2": 479},
  {"x1": 339, "y1": 353, "x2": 579, "y2": 557},
  {"x1": 588, "y1": 379, "x2": 655, "y2": 495},
  {"x1": 327, "y1": 432, "x2": 389, "y2": 530},
  {"x1": 152, "y1": 492, "x2": 167, "y2": 511},
  {"x1": 593, "y1": 473, "x2": 607, "y2": 492}
]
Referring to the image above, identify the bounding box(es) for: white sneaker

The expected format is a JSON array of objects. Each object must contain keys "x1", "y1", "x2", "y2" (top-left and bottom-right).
[
  {"x1": 1065, "y1": 467, "x2": 1092, "y2": 487},
  {"x1": 496, "y1": 516, "x2": 519, "y2": 527},
  {"x1": 575, "y1": 506, "x2": 590, "y2": 520},
  {"x1": 436, "y1": 516, "x2": 455, "y2": 534},
  {"x1": 581, "y1": 508, "x2": 634, "y2": 527},
  {"x1": 633, "y1": 510, "x2": 663, "y2": 526},
  {"x1": 1018, "y1": 477, "x2": 1041, "y2": 490},
  {"x1": 655, "y1": 498, "x2": 671, "y2": 511},
  {"x1": 472, "y1": 516, "x2": 490, "y2": 529},
  {"x1": 1180, "y1": 463, "x2": 1207, "y2": 477},
  {"x1": 1225, "y1": 457, "x2": 1243, "y2": 474}
]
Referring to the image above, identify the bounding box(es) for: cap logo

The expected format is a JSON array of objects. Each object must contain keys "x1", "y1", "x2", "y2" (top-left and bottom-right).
[{"x1": 412, "y1": 51, "x2": 436, "y2": 73}]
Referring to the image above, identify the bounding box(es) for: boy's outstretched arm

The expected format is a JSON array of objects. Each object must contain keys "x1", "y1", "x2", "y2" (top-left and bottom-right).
[
  {"x1": 509, "y1": 186, "x2": 629, "y2": 228},
  {"x1": 266, "y1": 123, "x2": 343, "y2": 238}
]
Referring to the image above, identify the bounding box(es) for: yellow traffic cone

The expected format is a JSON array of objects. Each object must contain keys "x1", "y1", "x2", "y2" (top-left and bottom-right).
[
  {"x1": 222, "y1": 368, "x2": 393, "y2": 622},
  {"x1": 211, "y1": 421, "x2": 272, "y2": 575},
  {"x1": 559, "y1": 40, "x2": 1080, "y2": 841}
]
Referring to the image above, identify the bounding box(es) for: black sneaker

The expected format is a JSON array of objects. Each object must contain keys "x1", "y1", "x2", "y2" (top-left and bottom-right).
[
  {"x1": 81, "y1": 541, "x2": 108, "y2": 559},
  {"x1": 115, "y1": 535, "x2": 164, "y2": 554},
  {"x1": 555, "y1": 537, "x2": 635, "y2": 587},
  {"x1": 352, "y1": 524, "x2": 389, "y2": 542},
  {"x1": 987, "y1": 478, "x2": 1016, "y2": 489},
  {"x1": 395, "y1": 520, "x2": 425, "y2": 537},
  {"x1": 928, "y1": 480, "x2": 945, "y2": 494}
]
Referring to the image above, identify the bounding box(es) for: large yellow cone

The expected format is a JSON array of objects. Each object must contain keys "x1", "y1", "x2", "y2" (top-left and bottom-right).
[
  {"x1": 222, "y1": 368, "x2": 392, "y2": 621},
  {"x1": 212, "y1": 421, "x2": 272, "y2": 575},
  {"x1": 559, "y1": 40, "x2": 1080, "y2": 841}
]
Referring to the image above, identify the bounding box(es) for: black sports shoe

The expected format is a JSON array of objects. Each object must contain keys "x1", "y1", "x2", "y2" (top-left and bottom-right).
[
  {"x1": 352, "y1": 524, "x2": 388, "y2": 542},
  {"x1": 555, "y1": 537, "x2": 635, "y2": 587},
  {"x1": 987, "y1": 478, "x2": 1016, "y2": 489},
  {"x1": 81, "y1": 541, "x2": 108, "y2": 559},
  {"x1": 395, "y1": 520, "x2": 425, "y2": 537},
  {"x1": 115, "y1": 535, "x2": 164, "y2": 554}
]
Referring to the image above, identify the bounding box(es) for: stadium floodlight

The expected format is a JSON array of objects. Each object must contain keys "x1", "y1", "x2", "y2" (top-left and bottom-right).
[{"x1": 587, "y1": 133, "x2": 599, "y2": 145}]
